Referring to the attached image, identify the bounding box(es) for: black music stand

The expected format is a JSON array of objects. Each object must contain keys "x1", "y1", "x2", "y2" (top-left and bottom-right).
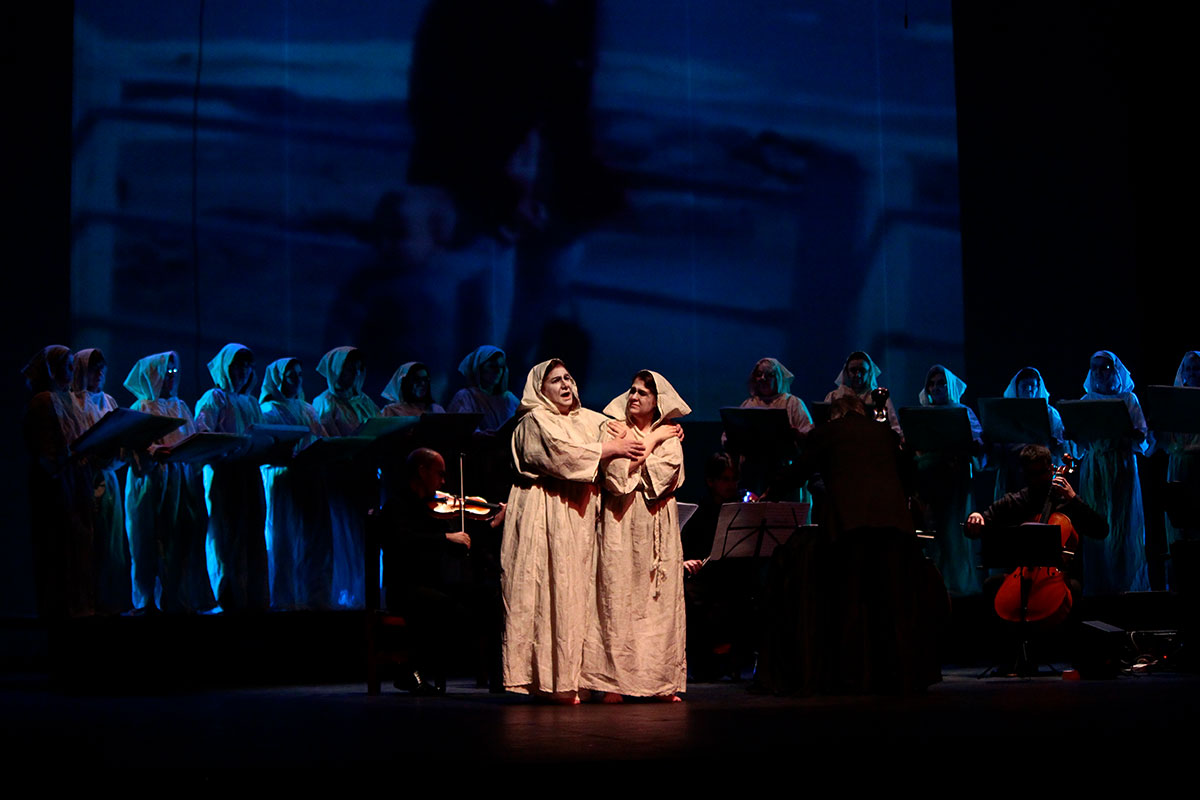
[
  {"x1": 1141, "y1": 385, "x2": 1200, "y2": 436},
  {"x1": 897, "y1": 406, "x2": 972, "y2": 453},
  {"x1": 719, "y1": 407, "x2": 795, "y2": 461},
  {"x1": 71, "y1": 408, "x2": 186, "y2": 458},
  {"x1": 290, "y1": 435, "x2": 374, "y2": 467},
  {"x1": 978, "y1": 523, "x2": 1068, "y2": 678},
  {"x1": 244, "y1": 423, "x2": 311, "y2": 467},
  {"x1": 978, "y1": 397, "x2": 1055, "y2": 446},
  {"x1": 708, "y1": 502, "x2": 809, "y2": 564},
  {"x1": 808, "y1": 401, "x2": 832, "y2": 427},
  {"x1": 1056, "y1": 397, "x2": 1136, "y2": 445},
  {"x1": 156, "y1": 432, "x2": 249, "y2": 465},
  {"x1": 676, "y1": 502, "x2": 699, "y2": 532}
]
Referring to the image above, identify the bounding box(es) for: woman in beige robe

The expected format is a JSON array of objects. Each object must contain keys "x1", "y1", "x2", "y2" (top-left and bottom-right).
[
  {"x1": 501, "y1": 359, "x2": 644, "y2": 701},
  {"x1": 583, "y1": 370, "x2": 689, "y2": 700}
]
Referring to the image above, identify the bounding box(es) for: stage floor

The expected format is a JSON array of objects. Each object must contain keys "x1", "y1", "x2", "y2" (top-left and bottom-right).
[{"x1": 3, "y1": 667, "x2": 1196, "y2": 769}]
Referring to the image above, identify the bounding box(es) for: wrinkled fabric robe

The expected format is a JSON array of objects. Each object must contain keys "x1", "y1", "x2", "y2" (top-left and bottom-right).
[
  {"x1": 583, "y1": 371, "x2": 690, "y2": 697},
  {"x1": 70, "y1": 348, "x2": 130, "y2": 613},
  {"x1": 124, "y1": 352, "x2": 213, "y2": 612},
  {"x1": 313, "y1": 346, "x2": 380, "y2": 608},
  {"x1": 1078, "y1": 351, "x2": 1149, "y2": 595},
  {"x1": 195, "y1": 343, "x2": 268, "y2": 612},
  {"x1": 260, "y1": 358, "x2": 332, "y2": 609},
  {"x1": 915, "y1": 366, "x2": 983, "y2": 597},
  {"x1": 502, "y1": 361, "x2": 604, "y2": 695}
]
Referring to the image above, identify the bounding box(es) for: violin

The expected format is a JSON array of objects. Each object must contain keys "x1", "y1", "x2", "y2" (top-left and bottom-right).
[
  {"x1": 993, "y1": 454, "x2": 1080, "y2": 627},
  {"x1": 427, "y1": 490, "x2": 501, "y2": 520}
]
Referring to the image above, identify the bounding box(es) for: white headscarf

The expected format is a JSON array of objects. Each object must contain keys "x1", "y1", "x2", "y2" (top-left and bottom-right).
[
  {"x1": 1003, "y1": 366, "x2": 1051, "y2": 400},
  {"x1": 260, "y1": 357, "x2": 303, "y2": 404},
  {"x1": 458, "y1": 345, "x2": 509, "y2": 395},
  {"x1": 918, "y1": 364, "x2": 968, "y2": 407},
  {"x1": 317, "y1": 346, "x2": 365, "y2": 398},
  {"x1": 207, "y1": 343, "x2": 255, "y2": 395},
  {"x1": 1174, "y1": 351, "x2": 1200, "y2": 388},
  {"x1": 124, "y1": 351, "x2": 179, "y2": 402},
  {"x1": 833, "y1": 350, "x2": 883, "y2": 392},
  {"x1": 603, "y1": 369, "x2": 692, "y2": 427},
  {"x1": 747, "y1": 357, "x2": 794, "y2": 399},
  {"x1": 382, "y1": 361, "x2": 429, "y2": 405},
  {"x1": 517, "y1": 358, "x2": 579, "y2": 415},
  {"x1": 1083, "y1": 349, "x2": 1135, "y2": 396}
]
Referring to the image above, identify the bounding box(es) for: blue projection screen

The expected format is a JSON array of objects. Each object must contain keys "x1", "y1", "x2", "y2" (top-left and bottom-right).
[{"x1": 71, "y1": 0, "x2": 963, "y2": 417}]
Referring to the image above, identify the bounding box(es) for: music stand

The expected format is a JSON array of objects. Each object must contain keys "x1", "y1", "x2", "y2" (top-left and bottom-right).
[
  {"x1": 677, "y1": 502, "x2": 699, "y2": 531},
  {"x1": 290, "y1": 435, "x2": 374, "y2": 467},
  {"x1": 414, "y1": 412, "x2": 484, "y2": 454},
  {"x1": 978, "y1": 397, "x2": 1054, "y2": 446},
  {"x1": 978, "y1": 523, "x2": 1068, "y2": 678},
  {"x1": 719, "y1": 407, "x2": 795, "y2": 461},
  {"x1": 243, "y1": 424, "x2": 311, "y2": 467},
  {"x1": 808, "y1": 401, "x2": 832, "y2": 427},
  {"x1": 156, "y1": 432, "x2": 249, "y2": 465},
  {"x1": 350, "y1": 417, "x2": 405, "y2": 438},
  {"x1": 1141, "y1": 385, "x2": 1200, "y2": 435},
  {"x1": 71, "y1": 408, "x2": 185, "y2": 457},
  {"x1": 897, "y1": 406, "x2": 972, "y2": 453},
  {"x1": 981, "y1": 524, "x2": 1065, "y2": 571},
  {"x1": 1056, "y1": 398, "x2": 1136, "y2": 444},
  {"x1": 707, "y1": 502, "x2": 809, "y2": 564}
]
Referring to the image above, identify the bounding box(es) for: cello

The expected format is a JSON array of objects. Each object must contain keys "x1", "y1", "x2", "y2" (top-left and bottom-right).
[{"x1": 993, "y1": 454, "x2": 1079, "y2": 626}]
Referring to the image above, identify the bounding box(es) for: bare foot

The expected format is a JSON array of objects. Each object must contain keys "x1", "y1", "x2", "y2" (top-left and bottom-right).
[
  {"x1": 599, "y1": 692, "x2": 625, "y2": 704},
  {"x1": 654, "y1": 694, "x2": 682, "y2": 703},
  {"x1": 549, "y1": 691, "x2": 580, "y2": 705}
]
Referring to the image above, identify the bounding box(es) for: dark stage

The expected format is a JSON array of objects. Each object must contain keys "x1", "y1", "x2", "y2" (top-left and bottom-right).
[
  {"x1": 4, "y1": 668, "x2": 1195, "y2": 769},
  {"x1": 2, "y1": 589, "x2": 1193, "y2": 769}
]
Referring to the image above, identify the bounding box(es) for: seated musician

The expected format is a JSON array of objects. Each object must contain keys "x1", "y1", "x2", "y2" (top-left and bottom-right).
[
  {"x1": 966, "y1": 444, "x2": 1108, "y2": 603},
  {"x1": 380, "y1": 447, "x2": 471, "y2": 695}
]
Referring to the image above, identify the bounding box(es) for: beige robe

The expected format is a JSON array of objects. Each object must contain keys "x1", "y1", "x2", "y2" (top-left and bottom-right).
[
  {"x1": 583, "y1": 426, "x2": 687, "y2": 696},
  {"x1": 501, "y1": 405, "x2": 605, "y2": 694}
]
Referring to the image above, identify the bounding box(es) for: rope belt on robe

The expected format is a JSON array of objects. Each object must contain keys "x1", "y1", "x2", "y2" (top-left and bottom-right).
[{"x1": 647, "y1": 487, "x2": 674, "y2": 600}]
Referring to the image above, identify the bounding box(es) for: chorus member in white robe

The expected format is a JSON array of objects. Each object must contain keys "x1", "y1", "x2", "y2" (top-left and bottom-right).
[
  {"x1": 123, "y1": 352, "x2": 213, "y2": 612},
  {"x1": 736, "y1": 357, "x2": 813, "y2": 506},
  {"x1": 1077, "y1": 350, "x2": 1149, "y2": 594},
  {"x1": 914, "y1": 365, "x2": 983, "y2": 597},
  {"x1": 260, "y1": 357, "x2": 332, "y2": 609},
  {"x1": 501, "y1": 359, "x2": 644, "y2": 702},
  {"x1": 381, "y1": 361, "x2": 445, "y2": 417},
  {"x1": 741, "y1": 357, "x2": 813, "y2": 435},
  {"x1": 23, "y1": 346, "x2": 94, "y2": 618},
  {"x1": 195, "y1": 343, "x2": 267, "y2": 612},
  {"x1": 1156, "y1": 352, "x2": 1200, "y2": 567},
  {"x1": 993, "y1": 366, "x2": 1070, "y2": 501},
  {"x1": 824, "y1": 350, "x2": 902, "y2": 436},
  {"x1": 447, "y1": 345, "x2": 519, "y2": 433},
  {"x1": 314, "y1": 346, "x2": 380, "y2": 607},
  {"x1": 583, "y1": 370, "x2": 688, "y2": 701},
  {"x1": 70, "y1": 348, "x2": 130, "y2": 613}
]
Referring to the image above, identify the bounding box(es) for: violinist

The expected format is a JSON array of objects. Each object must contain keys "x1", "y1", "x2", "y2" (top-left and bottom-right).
[
  {"x1": 379, "y1": 447, "x2": 471, "y2": 695},
  {"x1": 966, "y1": 444, "x2": 1108, "y2": 601}
]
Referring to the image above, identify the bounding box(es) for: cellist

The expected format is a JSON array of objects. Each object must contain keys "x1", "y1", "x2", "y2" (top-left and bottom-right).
[{"x1": 966, "y1": 445, "x2": 1108, "y2": 616}]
